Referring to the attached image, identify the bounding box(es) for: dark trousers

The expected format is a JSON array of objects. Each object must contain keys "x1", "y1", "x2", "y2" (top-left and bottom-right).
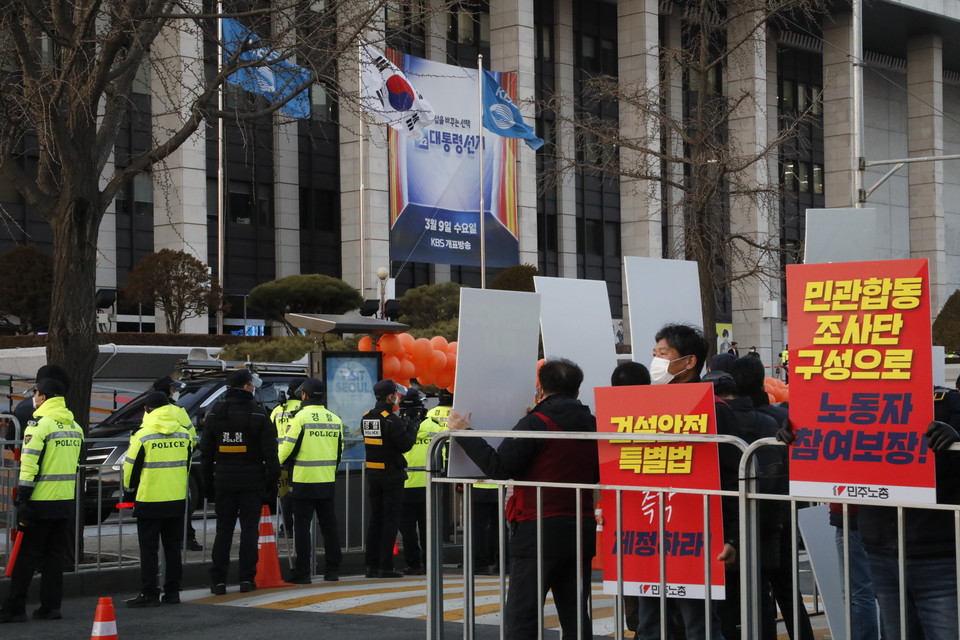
[
  {"x1": 365, "y1": 473, "x2": 404, "y2": 571},
  {"x1": 292, "y1": 496, "x2": 342, "y2": 578},
  {"x1": 137, "y1": 515, "x2": 184, "y2": 595},
  {"x1": 399, "y1": 490, "x2": 426, "y2": 569},
  {"x1": 2, "y1": 518, "x2": 69, "y2": 614},
  {"x1": 211, "y1": 491, "x2": 262, "y2": 584},
  {"x1": 505, "y1": 553, "x2": 592, "y2": 640},
  {"x1": 472, "y1": 500, "x2": 499, "y2": 568}
]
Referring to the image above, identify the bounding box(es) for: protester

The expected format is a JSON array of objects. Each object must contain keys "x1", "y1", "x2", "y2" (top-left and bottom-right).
[
  {"x1": 636, "y1": 324, "x2": 733, "y2": 640},
  {"x1": 123, "y1": 392, "x2": 193, "y2": 607},
  {"x1": 448, "y1": 358, "x2": 599, "y2": 640},
  {"x1": 361, "y1": 379, "x2": 417, "y2": 578}
]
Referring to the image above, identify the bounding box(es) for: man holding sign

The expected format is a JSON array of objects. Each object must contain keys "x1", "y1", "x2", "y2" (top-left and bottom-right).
[{"x1": 448, "y1": 358, "x2": 598, "y2": 640}]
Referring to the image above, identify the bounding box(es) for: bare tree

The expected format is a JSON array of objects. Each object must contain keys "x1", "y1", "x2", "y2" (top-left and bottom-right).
[
  {"x1": 124, "y1": 249, "x2": 222, "y2": 334},
  {"x1": 551, "y1": 0, "x2": 830, "y2": 351},
  {"x1": 0, "y1": 0, "x2": 449, "y2": 426}
]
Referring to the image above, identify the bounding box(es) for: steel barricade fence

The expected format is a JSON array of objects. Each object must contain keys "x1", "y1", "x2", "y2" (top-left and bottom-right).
[{"x1": 426, "y1": 429, "x2": 960, "y2": 640}]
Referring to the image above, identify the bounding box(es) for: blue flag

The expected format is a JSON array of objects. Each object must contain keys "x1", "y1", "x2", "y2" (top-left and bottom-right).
[
  {"x1": 480, "y1": 69, "x2": 544, "y2": 151},
  {"x1": 221, "y1": 18, "x2": 312, "y2": 119}
]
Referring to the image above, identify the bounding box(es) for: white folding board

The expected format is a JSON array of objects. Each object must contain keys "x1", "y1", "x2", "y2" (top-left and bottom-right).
[
  {"x1": 534, "y1": 276, "x2": 618, "y2": 410},
  {"x1": 623, "y1": 256, "x2": 703, "y2": 359},
  {"x1": 804, "y1": 208, "x2": 898, "y2": 264},
  {"x1": 448, "y1": 288, "x2": 542, "y2": 478}
]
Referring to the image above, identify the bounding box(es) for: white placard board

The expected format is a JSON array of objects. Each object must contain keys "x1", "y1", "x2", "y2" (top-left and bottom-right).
[
  {"x1": 933, "y1": 346, "x2": 946, "y2": 387},
  {"x1": 798, "y1": 505, "x2": 846, "y2": 640},
  {"x1": 804, "y1": 208, "x2": 898, "y2": 264},
  {"x1": 534, "y1": 276, "x2": 618, "y2": 410},
  {"x1": 624, "y1": 257, "x2": 703, "y2": 360},
  {"x1": 448, "y1": 288, "x2": 542, "y2": 478}
]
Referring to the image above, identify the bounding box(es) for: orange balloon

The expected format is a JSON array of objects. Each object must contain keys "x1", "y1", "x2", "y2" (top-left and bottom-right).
[
  {"x1": 358, "y1": 336, "x2": 373, "y2": 352},
  {"x1": 416, "y1": 371, "x2": 433, "y2": 386},
  {"x1": 447, "y1": 342, "x2": 458, "y2": 354},
  {"x1": 382, "y1": 355, "x2": 401, "y2": 378},
  {"x1": 446, "y1": 382, "x2": 455, "y2": 393},
  {"x1": 429, "y1": 350, "x2": 447, "y2": 373},
  {"x1": 767, "y1": 392, "x2": 776, "y2": 405},
  {"x1": 399, "y1": 332, "x2": 416, "y2": 350},
  {"x1": 379, "y1": 334, "x2": 401, "y2": 356},
  {"x1": 430, "y1": 336, "x2": 449, "y2": 351},
  {"x1": 413, "y1": 338, "x2": 433, "y2": 362},
  {"x1": 764, "y1": 377, "x2": 778, "y2": 389},
  {"x1": 444, "y1": 352, "x2": 457, "y2": 371},
  {"x1": 435, "y1": 371, "x2": 454, "y2": 389},
  {"x1": 396, "y1": 378, "x2": 411, "y2": 388},
  {"x1": 400, "y1": 358, "x2": 416, "y2": 380},
  {"x1": 778, "y1": 388, "x2": 789, "y2": 403},
  {"x1": 763, "y1": 382, "x2": 774, "y2": 395}
]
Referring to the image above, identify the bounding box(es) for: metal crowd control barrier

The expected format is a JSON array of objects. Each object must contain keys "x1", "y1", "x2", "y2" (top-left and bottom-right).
[
  {"x1": 426, "y1": 428, "x2": 960, "y2": 640},
  {"x1": 1, "y1": 437, "x2": 421, "y2": 581}
]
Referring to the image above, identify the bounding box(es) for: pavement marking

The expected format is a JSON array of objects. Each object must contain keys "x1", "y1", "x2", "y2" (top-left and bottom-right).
[{"x1": 181, "y1": 574, "x2": 827, "y2": 638}]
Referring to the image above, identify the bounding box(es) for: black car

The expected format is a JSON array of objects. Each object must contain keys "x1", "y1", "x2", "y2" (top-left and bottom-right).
[{"x1": 83, "y1": 360, "x2": 307, "y2": 524}]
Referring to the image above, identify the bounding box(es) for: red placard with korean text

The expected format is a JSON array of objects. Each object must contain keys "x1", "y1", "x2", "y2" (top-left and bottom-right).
[
  {"x1": 786, "y1": 259, "x2": 935, "y2": 503},
  {"x1": 595, "y1": 383, "x2": 725, "y2": 600}
]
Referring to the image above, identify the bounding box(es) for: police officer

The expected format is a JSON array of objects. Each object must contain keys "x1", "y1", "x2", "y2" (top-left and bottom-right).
[
  {"x1": 152, "y1": 375, "x2": 203, "y2": 551},
  {"x1": 0, "y1": 378, "x2": 83, "y2": 623},
  {"x1": 200, "y1": 369, "x2": 280, "y2": 595},
  {"x1": 399, "y1": 390, "x2": 446, "y2": 575},
  {"x1": 123, "y1": 392, "x2": 194, "y2": 608},
  {"x1": 271, "y1": 377, "x2": 304, "y2": 539},
  {"x1": 362, "y1": 379, "x2": 417, "y2": 578},
  {"x1": 278, "y1": 378, "x2": 343, "y2": 584}
]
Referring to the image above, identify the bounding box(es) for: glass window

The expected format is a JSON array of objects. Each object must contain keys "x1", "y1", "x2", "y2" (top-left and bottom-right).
[
  {"x1": 229, "y1": 181, "x2": 252, "y2": 225},
  {"x1": 457, "y1": 9, "x2": 474, "y2": 45},
  {"x1": 813, "y1": 164, "x2": 824, "y2": 195},
  {"x1": 798, "y1": 162, "x2": 811, "y2": 193},
  {"x1": 311, "y1": 83, "x2": 333, "y2": 122},
  {"x1": 309, "y1": 0, "x2": 326, "y2": 11},
  {"x1": 537, "y1": 24, "x2": 552, "y2": 62},
  {"x1": 133, "y1": 172, "x2": 153, "y2": 217},
  {"x1": 781, "y1": 79, "x2": 795, "y2": 110},
  {"x1": 782, "y1": 161, "x2": 796, "y2": 191},
  {"x1": 798, "y1": 82, "x2": 809, "y2": 112},
  {"x1": 478, "y1": 12, "x2": 490, "y2": 49},
  {"x1": 600, "y1": 39, "x2": 616, "y2": 76},
  {"x1": 585, "y1": 219, "x2": 603, "y2": 255},
  {"x1": 581, "y1": 36, "x2": 597, "y2": 71},
  {"x1": 133, "y1": 59, "x2": 152, "y2": 94},
  {"x1": 604, "y1": 221, "x2": 620, "y2": 257},
  {"x1": 811, "y1": 85, "x2": 822, "y2": 115}
]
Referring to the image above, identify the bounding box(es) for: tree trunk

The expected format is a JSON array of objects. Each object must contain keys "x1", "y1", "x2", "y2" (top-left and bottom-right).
[{"x1": 46, "y1": 195, "x2": 102, "y2": 432}]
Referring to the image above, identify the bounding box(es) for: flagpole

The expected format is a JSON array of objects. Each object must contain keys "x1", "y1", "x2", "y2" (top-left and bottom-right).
[
  {"x1": 358, "y1": 41, "x2": 367, "y2": 301},
  {"x1": 216, "y1": 2, "x2": 225, "y2": 334},
  {"x1": 477, "y1": 54, "x2": 486, "y2": 289}
]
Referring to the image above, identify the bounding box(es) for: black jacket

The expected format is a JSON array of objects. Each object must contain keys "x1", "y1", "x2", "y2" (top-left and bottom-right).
[
  {"x1": 858, "y1": 388, "x2": 960, "y2": 557},
  {"x1": 456, "y1": 394, "x2": 599, "y2": 559},
  {"x1": 200, "y1": 388, "x2": 280, "y2": 497},
  {"x1": 361, "y1": 401, "x2": 417, "y2": 480}
]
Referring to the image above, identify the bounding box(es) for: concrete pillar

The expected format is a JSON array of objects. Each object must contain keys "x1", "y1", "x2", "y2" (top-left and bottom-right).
[
  {"x1": 274, "y1": 4, "x2": 301, "y2": 278},
  {"x1": 555, "y1": 0, "x2": 578, "y2": 277},
  {"x1": 727, "y1": 2, "x2": 777, "y2": 365},
  {"x1": 617, "y1": 0, "x2": 661, "y2": 341},
  {"x1": 340, "y1": 5, "x2": 390, "y2": 300},
  {"x1": 490, "y1": 0, "x2": 538, "y2": 267},
  {"x1": 822, "y1": 9, "x2": 858, "y2": 208},
  {"x1": 150, "y1": 13, "x2": 208, "y2": 334},
  {"x1": 97, "y1": 149, "x2": 117, "y2": 333},
  {"x1": 907, "y1": 35, "x2": 947, "y2": 316},
  {"x1": 661, "y1": 8, "x2": 684, "y2": 256}
]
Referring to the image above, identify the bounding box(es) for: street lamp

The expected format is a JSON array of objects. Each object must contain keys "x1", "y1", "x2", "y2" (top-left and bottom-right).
[{"x1": 376, "y1": 266, "x2": 389, "y2": 319}]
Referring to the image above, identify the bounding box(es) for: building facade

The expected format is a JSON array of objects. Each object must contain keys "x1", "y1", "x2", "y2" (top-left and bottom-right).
[{"x1": 2, "y1": 0, "x2": 959, "y2": 364}]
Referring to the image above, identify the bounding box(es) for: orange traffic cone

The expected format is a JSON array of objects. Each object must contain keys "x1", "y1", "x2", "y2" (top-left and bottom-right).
[
  {"x1": 254, "y1": 505, "x2": 293, "y2": 589},
  {"x1": 90, "y1": 597, "x2": 118, "y2": 640}
]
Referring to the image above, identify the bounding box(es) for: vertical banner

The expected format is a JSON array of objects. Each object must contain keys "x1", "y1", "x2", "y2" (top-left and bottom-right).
[
  {"x1": 785, "y1": 259, "x2": 936, "y2": 503},
  {"x1": 595, "y1": 384, "x2": 726, "y2": 599},
  {"x1": 388, "y1": 54, "x2": 519, "y2": 267}
]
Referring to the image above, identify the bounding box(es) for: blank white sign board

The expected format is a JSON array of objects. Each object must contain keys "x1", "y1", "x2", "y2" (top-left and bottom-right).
[
  {"x1": 804, "y1": 208, "x2": 895, "y2": 263},
  {"x1": 624, "y1": 257, "x2": 703, "y2": 359},
  {"x1": 448, "y1": 288, "x2": 542, "y2": 478},
  {"x1": 534, "y1": 276, "x2": 618, "y2": 410},
  {"x1": 798, "y1": 505, "x2": 847, "y2": 640}
]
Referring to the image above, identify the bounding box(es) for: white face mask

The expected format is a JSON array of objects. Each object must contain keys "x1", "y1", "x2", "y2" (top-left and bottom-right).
[
  {"x1": 31, "y1": 395, "x2": 39, "y2": 409},
  {"x1": 649, "y1": 355, "x2": 687, "y2": 385},
  {"x1": 171, "y1": 391, "x2": 180, "y2": 403}
]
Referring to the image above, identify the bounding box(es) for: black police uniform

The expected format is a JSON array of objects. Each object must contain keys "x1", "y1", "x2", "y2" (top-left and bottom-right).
[
  {"x1": 361, "y1": 393, "x2": 417, "y2": 576},
  {"x1": 200, "y1": 383, "x2": 280, "y2": 589}
]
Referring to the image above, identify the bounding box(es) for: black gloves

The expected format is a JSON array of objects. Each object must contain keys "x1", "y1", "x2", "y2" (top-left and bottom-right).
[
  {"x1": 775, "y1": 419, "x2": 796, "y2": 445},
  {"x1": 122, "y1": 490, "x2": 136, "y2": 504},
  {"x1": 927, "y1": 421, "x2": 960, "y2": 452}
]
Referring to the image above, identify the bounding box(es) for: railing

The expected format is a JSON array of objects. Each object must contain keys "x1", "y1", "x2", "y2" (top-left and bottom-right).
[{"x1": 426, "y1": 429, "x2": 960, "y2": 640}]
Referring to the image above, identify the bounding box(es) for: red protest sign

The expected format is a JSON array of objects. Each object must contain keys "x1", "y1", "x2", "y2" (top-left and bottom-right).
[
  {"x1": 595, "y1": 383, "x2": 726, "y2": 600},
  {"x1": 785, "y1": 259, "x2": 935, "y2": 503}
]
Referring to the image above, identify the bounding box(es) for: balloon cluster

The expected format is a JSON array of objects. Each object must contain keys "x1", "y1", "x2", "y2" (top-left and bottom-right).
[
  {"x1": 358, "y1": 333, "x2": 458, "y2": 393},
  {"x1": 763, "y1": 377, "x2": 789, "y2": 405}
]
